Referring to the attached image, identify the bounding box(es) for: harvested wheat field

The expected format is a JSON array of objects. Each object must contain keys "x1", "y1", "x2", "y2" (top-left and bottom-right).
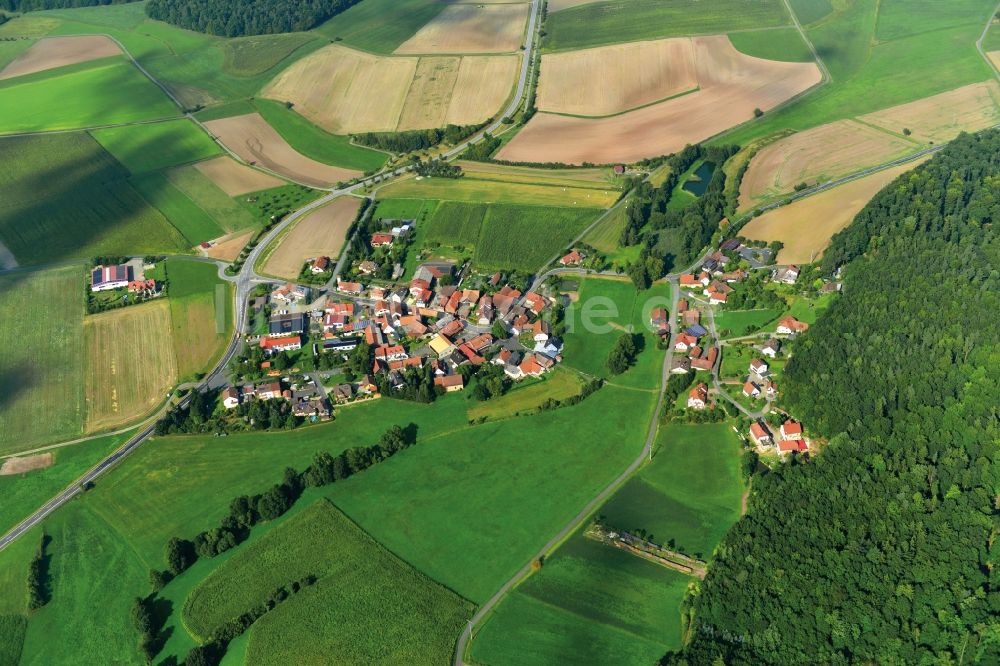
[
  {"x1": 858, "y1": 80, "x2": 1000, "y2": 144},
  {"x1": 204, "y1": 114, "x2": 359, "y2": 188},
  {"x1": 194, "y1": 156, "x2": 285, "y2": 196},
  {"x1": 0, "y1": 36, "x2": 120, "y2": 80},
  {"x1": 0, "y1": 453, "x2": 54, "y2": 476},
  {"x1": 548, "y1": 0, "x2": 602, "y2": 11},
  {"x1": 395, "y1": 3, "x2": 529, "y2": 54},
  {"x1": 262, "y1": 196, "x2": 362, "y2": 279},
  {"x1": 739, "y1": 120, "x2": 917, "y2": 207},
  {"x1": 205, "y1": 230, "x2": 253, "y2": 261},
  {"x1": 740, "y1": 158, "x2": 928, "y2": 264},
  {"x1": 263, "y1": 44, "x2": 516, "y2": 133},
  {"x1": 84, "y1": 300, "x2": 178, "y2": 432},
  {"x1": 497, "y1": 35, "x2": 820, "y2": 164},
  {"x1": 538, "y1": 38, "x2": 698, "y2": 116}
]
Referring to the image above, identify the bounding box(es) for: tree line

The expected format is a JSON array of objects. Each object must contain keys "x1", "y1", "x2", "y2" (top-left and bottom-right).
[
  {"x1": 663, "y1": 130, "x2": 1000, "y2": 665},
  {"x1": 352, "y1": 121, "x2": 489, "y2": 154},
  {"x1": 145, "y1": 0, "x2": 359, "y2": 37}
]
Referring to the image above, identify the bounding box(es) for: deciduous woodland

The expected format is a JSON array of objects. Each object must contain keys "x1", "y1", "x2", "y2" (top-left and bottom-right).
[
  {"x1": 145, "y1": 0, "x2": 360, "y2": 36},
  {"x1": 664, "y1": 130, "x2": 1000, "y2": 665}
]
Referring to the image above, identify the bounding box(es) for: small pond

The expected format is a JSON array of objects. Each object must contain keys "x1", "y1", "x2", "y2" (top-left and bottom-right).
[{"x1": 681, "y1": 161, "x2": 716, "y2": 197}]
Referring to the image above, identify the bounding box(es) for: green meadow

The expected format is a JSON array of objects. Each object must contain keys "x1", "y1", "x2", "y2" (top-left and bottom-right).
[
  {"x1": 164, "y1": 165, "x2": 257, "y2": 233},
  {"x1": 0, "y1": 266, "x2": 85, "y2": 456},
  {"x1": 474, "y1": 204, "x2": 602, "y2": 271},
  {"x1": 473, "y1": 422, "x2": 745, "y2": 664},
  {"x1": 0, "y1": 133, "x2": 188, "y2": 264},
  {"x1": 0, "y1": 59, "x2": 178, "y2": 134},
  {"x1": 164, "y1": 259, "x2": 233, "y2": 380},
  {"x1": 718, "y1": 0, "x2": 995, "y2": 146},
  {"x1": 91, "y1": 119, "x2": 221, "y2": 174},
  {"x1": 728, "y1": 27, "x2": 815, "y2": 62},
  {"x1": 714, "y1": 308, "x2": 783, "y2": 337},
  {"x1": 543, "y1": 0, "x2": 790, "y2": 52},
  {"x1": 132, "y1": 173, "x2": 226, "y2": 244}
]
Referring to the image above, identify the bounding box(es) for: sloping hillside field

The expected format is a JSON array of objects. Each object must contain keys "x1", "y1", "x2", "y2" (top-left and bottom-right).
[
  {"x1": 394, "y1": 2, "x2": 529, "y2": 54},
  {"x1": 262, "y1": 44, "x2": 517, "y2": 133},
  {"x1": 0, "y1": 35, "x2": 120, "y2": 80},
  {"x1": 498, "y1": 35, "x2": 820, "y2": 164},
  {"x1": 261, "y1": 196, "x2": 361, "y2": 279}
]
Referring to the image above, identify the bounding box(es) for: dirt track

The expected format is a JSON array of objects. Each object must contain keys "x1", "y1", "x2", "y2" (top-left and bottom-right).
[
  {"x1": 497, "y1": 35, "x2": 820, "y2": 164},
  {"x1": 0, "y1": 36, "x2": 120, "y2": 80},
  {"x1": 204, "y1": 114, "x2": 360, "y2": 188}
]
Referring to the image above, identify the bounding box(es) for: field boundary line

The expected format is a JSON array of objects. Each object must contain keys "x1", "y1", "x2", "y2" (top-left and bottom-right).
[
  {"x1": 781, "y1": 0, "x2": 829, "y2": 82},
  {"x1": 541, "y1": 86, "x2": 700, "y2": 120},
  {"x1": 976, "y1": 1, "x2": 1000, "y2": 81}
]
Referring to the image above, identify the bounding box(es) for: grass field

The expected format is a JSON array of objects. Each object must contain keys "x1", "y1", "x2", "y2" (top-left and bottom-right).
[
  {"x1": 0, "y1": 430, "x2": 135, "y2": 539},
  {"x1": 473, "y1": 421, "x2": 744, "y2": 664},
  {"x1": 184, "y1": 500, "x2": 473, "y2": 662},
  {"x1": 542, "y1": 0, "x2": 790, "y2": 52},
  {"x1": 423, "y1": 201, "x2": 486, "y2": 247},
  {"x1": 719, "y1": 343, "x2": 757, "y2": 380},
  {"x1": 0, "y1": 39, "x2": 36, "y2": 71},
  {"x1": 717, "y1": 0, "x2": 995, "y2": 148},
  {"x1": 728, "y1": 27, "x2": 814, "y2": 62},
  {"x1": 467, "y1": 368, "x2": 585, "y2": 421},
  {"x1": 714, "y1": 308, "x2": 783, "y2": 338},
  {"x1": 254, "y1": 99, "x2": 388, "y2": 173},
  {"x1": 471, "y1": 536, "x2": 690, "y2": 665},
  {"x1": 131, "y1": 172, "x2": 226, "y2": 245},
  {"x1": 314, "y1": 0, "x2": 451, "y2": 53},
  {"x1": 83, "y1": 301, "x2": 177, "y2": 432},
  {"x1": 0, "y1": 58, "x2": 178, "y2": 133},
  {"x1": 0, "y1": 133, "x2": 188, "y2": 265},
  {"x1": 90, "y1": 119, "x2": 220, "y2": 174},
  {"x1": 475, "y1": 204, "x2": 602, "y2": 271},
  {"x1": 0, "y1": 266, "x2": 85, "y2": 455},
  {"x1": 219, "y1": 32, "x2": 322, "y2": 77},
  {"x1": 165, "y1": 164, "x2": 257, "y2": 233},
  {"x1": 789, "y1": 0, "x2": 833, "y2": 25},
  {"x1": 165, "y1": 259, "x2": 232, "y2": 380},
  {"x1": 0, "y1": 613, "x2": 27, "y2": 666},
  {"x1": 562, "y1": 277, "x2": 671, "y2": 386},
  {"x1": 601, "y1": 423, "x2": 745, "y2": 558},
  {"x1": 377, "y1": 173, "x2": 620, "y2": 208}
]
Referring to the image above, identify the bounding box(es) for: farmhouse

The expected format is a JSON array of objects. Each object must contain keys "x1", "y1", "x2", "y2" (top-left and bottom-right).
[
  {"x1": 687, "y1": 383, "x2": 708, "y2": 410},
  {"x1": 91, "y1": 264, "x2": 131, "y2": 292},
  {"x1": 670, "y1": 357, "x2": 691, "y2": 374},
  {"x1": 674, "y1": 333, "x2": 698, "y2": 352},
  {"x1": 776, "y1": 316, "x2": 809, "y2": 335},
  {"x1": 559, "y1": 249, "x2": 584, "y2": 266},
  {"x1": 708, "y1": 291, "x2": 727, "y2": 305},
  {"x1": 371, "y1": 233, "x2": 394, "y2": 247},
  {"x1": 324, "y1": 338, "x2": 358, "y2": 353},
  {"x1": 310, "y1": 256, "x2": 330, "y2": 274},
  {"x1": 774, "y1": 265, "x2": 800, "y2": 284}
]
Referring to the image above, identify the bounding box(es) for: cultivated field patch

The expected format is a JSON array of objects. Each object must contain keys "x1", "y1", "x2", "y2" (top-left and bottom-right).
[
  {"x1": 377, "y1": 173, "x2": 619, "y2": 208},
  {"x1": 395, "y1": 3, "x2": 529, "y2": 54},
  {"x1": 261, "y1": 196, "x2": 361, "y2": 279},
  {"x1": 262, "y1": 44, "x2": 517, "y2": 133},
  {"x1": 498, "y1": 35, "x2": 820, "y2": 164},
  {"x1": 739, "y1": 158, "x2": 928, "y2": 264},
  {"x1": 475, "y1": 204, "x2": 602, "y2": 270},
  {"x1": 90, "y1": 118, "x2": 221, "y2": 175},
  {"x1": 165, "y1": 259, "x2": 232, "y2": 380},
  {"x1": 193, "y1": 155, "x2": 285, "y2": 196},
  {"x1": 204, "y1": 230, "x2": 253, "y2": 262},
  {"x1": 537, "y1": 38, "x2": 698, "y2": 117},
  {"x1": 203, "y1": 113, "x2": 359, "y2": 188},
  {"x1": 738, "y1": 120, "x2": 917, "y2": 207},
  {"x1": 0, "y1": 453, "x2": 54, "y2": 476},
  {"x1": 165, "y1": 164, "x2": 258, "y2": 232},
  {"x1": 84, "y1": 300, "x2": 177, "y2": 432},
  {"x1": 858, "y1": 80, "x2": 1000, "y2": 144},
  {"x1": 0, "y1": 35, "x2": 119, "y2": 80},
  {"x1": 0, "y1": 266, "x2": 85, "y2": 455}
]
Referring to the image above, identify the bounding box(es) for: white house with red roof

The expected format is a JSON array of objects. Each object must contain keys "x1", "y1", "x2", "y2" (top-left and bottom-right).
[
  {"x1": 749, "y1": 421, "x2": 773, "y2": 446},
  {"x1": 687, "y1": 383, "x2": 708, "y2": 410}
]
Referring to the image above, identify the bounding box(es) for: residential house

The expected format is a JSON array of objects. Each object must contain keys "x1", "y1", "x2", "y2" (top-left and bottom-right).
[
  {"x1": 749, "y1": 359, "x2": 769, "y2": 377},
  {"x1": 374, "y1": 344, "x2": 408, "y2": 362},
  {"x1": 222, "y1": 387, "x2": 241, "y2": 409},
  {"x1": 742, "y1": 381, "x2": 761, "y2": 399},
  {"x1": 670, "y1": 357, "x2": 691, "y2": 374},
  {"x1": 776, "y1": 316, "x2": 809, "y2": 335},
  {"x1": 749, "y1": 421, "x2": 773, "y2": 446},
  {"x1": 708, "y1": 291, "x2": 728, "y2": 305},
  {"x1": 323, "y1": 338, "x2": 358, "y2": 353},
  {"x1": 357, "y1": 260, "x2": 378, "y2": 275},
  {"x1": 127, "y1": 279, "x2": 157, "y2": 293},
  {"x1": 518, "y1": 354, "x2": 546, "y2": 378},
  {"x1": 434, "y1": 375, "x2": 465, "y2": 392},
  {"x1": 691, "y1": 347, "x2": 717, "y2": 372},
  {"x1": 761, "y1": 339, "x2": 780, "y2": 358},
  {"x1": 687, "y1": 383, "x2": 708, "y2": 410},
  {"x1": 256, "y1": 381, "x2": 283, "y2": 400},
  {"x1": 269, "y1": 313, "x2": 308, "y2": 337},
  {"x1": 429, "y1": 334, "x2": 456, "y2": 357},
  {"x1": 310, "y1": 256, "x2": 330, "y2": 273},
  {"x1": 774, "y1": 265, "x2": 800, "y2": 284},
  {"x1": 559, "y1": 249, "x2": 584, "y2": 266},
  {"x1": 357, "y1": 375, "x2": 378, "y2": 394},
  {"x1": 682, "y1": 309, "x2": 701, "y2": 326},
  {"x1": 650, "y1": 307, "x2": 669, "y2": 332},
  {"x1": 780, "y1": 420, "x2": 803, "y2": 441},
  {"x1": 336, "y1": 280, "x2": 363, "y2": 296},
  {"x1": 477, "y1": 296, "x2": 495, "y2": 325},
  {"x1": 371, "y1": 233, "x2": 394, "y2": 247},
  {"x1": 532, "y1": 319, "x2": 550, "y2": 343},
  {"x1": 674, "y1": 332, "x2": 698, "y2": 352},
  {"x1": 272, "y1": 283, "x2": 310, "y2": 304},
  {"x1": 685, "y1": 324, "x2": 707, "y2": 338},
  {"x1": 777, "y1": 439, "x2": 808, "y2": 453}
]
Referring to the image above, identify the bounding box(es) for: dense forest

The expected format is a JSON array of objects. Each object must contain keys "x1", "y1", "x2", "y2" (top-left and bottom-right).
[
  {"x1": 0, "y1": 0, "x2": 128, "y2": 10},
  {"x1": 664, "y1": 131, "x2": 1000, "y2": 664},
  {"x1": 145, "y1": 0, "x2": 358, "y2": 36}
]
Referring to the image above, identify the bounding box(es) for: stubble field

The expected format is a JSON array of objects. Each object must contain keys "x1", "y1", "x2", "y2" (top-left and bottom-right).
[
  {"x1": 394, "y1": 3, "x2": 529, "y2": 54},
  {"x1": 261, "y1": 196, "x2": 362, "y2": 279},
  {"x1": 262, "y1": 44, "x2": 517, "y2": 134},
  {"x1": 0, "y1": 35, "x2": 120, "y2": 80},
  {"x1": 83, "y1": 300, "x2": 177, "y2": 432},
  {"x1": 193, "y1": 155, "x2": 285, "y2": 196},
  {"x1": 498, "y1": 36, "x2": 820, "y2": 164}
]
